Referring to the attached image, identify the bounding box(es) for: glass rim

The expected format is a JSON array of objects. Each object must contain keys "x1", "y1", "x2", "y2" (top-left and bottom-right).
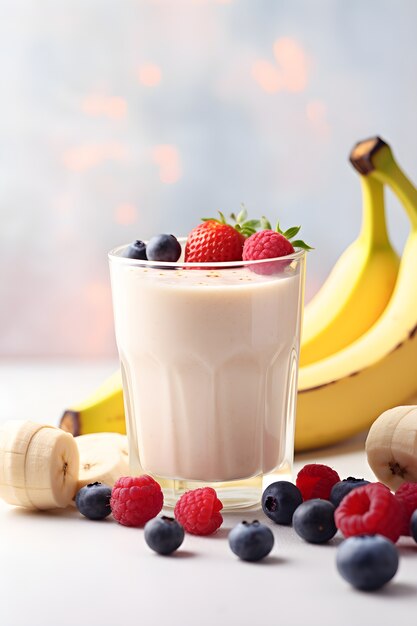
[{"x1": 108, "y1": 238, "x2": 306, "y2": 269}]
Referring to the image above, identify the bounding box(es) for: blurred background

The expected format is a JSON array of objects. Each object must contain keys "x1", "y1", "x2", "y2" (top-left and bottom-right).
[{"x1": 1, "y1": 0, "x2": 417, "y2": 358}]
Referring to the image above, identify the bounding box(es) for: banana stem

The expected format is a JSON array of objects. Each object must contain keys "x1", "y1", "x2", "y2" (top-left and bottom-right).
[
  {"x1": 358, "y1": 176, "x2": 390, "y2": 248},
  {"x1": 372, "y1": 159, "x2": 417, "y2": 231}
]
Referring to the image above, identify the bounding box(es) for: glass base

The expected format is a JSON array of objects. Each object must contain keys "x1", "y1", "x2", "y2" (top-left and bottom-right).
[
  {"x1": 155, "y1": 459, "x2": 294, "y2": 511},
  {"x1": 157, "y1": 475, "x2": 263, "y2": 511}
]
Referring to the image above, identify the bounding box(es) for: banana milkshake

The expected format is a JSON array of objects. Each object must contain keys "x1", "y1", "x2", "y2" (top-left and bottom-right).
[{"x1": 109, "y1": 242, "x2": 305, "y2": 507}]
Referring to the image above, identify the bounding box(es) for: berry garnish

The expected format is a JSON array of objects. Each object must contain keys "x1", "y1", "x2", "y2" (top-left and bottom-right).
[
  {"x1": 146, "y1": 234, "x2": 181, "y2": 262},
  {"x1": 144, "y1": 516, "x2": 185, "y2": 555},
  {"x1": 122, "y1": 240, "x2": 147, "y2": 260},
  {"x1": 184, "y1": 212, "x2": 247, "y2": 263},
  {"x1": 75, "y1": 482, "x2": 112, "y2": 521},
  {"x1": 243, "y1": 218, "x2": 311, "y2": 259},
  {"x1": 330, "y1": 477, "x2": 370, "y2": 508},
  {"x1": 261, "y1": 481, "x2": 303, "y2": 525},
  {"x1": 228, "y1": 520, "x2": 274, "y2": 562},
  {"x1": 110, "y1": 475, "x2": 163, "y2": 527},
  {"x1": 336, "y1": 535, "x2": 399, "y2": 591},
  {"x1": 394, "y1": 482, "x2": 417, "y2": 535},
  {"x1": 292, "y1": 499, "x2": 337, "y2": 544},
  {"x1": 174, "y1": 487, "x2": 223, "y2": 535},
  {"x1": 335, "y1": 482, "x2": 404, "y2": 543},
  {"x1": 296, "y1": 463, "x2": 341, "y2": 501}
]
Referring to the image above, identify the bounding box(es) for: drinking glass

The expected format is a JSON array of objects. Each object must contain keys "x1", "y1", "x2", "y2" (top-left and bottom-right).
[{"x1": 109, "y1": 240, "x2": 305, "y2": 510}]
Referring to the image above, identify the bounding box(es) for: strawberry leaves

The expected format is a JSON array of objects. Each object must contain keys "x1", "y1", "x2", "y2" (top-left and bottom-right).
[
  {"x1": 230, "y1": 206, "x2": 260, "y2": 237},
  {"x1": 200, "y1": 209, "x2": 313, "y2": 250}
]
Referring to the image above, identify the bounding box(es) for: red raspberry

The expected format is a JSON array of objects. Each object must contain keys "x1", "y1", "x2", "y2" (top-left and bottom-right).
[
  {"x1": 296, "y1": 463, "x2": 341, "y2": 501},
  {"x1": 110, "y1": 475, "x2": 163, "y2": 527},
  {"x1": 243, "y1": 229, "x2": 294, "y2": 259},
  {"x1": 395, "y1": 482, "x2": 417, "y2": 535},
  {"x1": 335, "y1": 482, "x2": 404, "y2": 543},
  {"x1": 174, "y1": 487, "x2": 223, "y2": 535}
]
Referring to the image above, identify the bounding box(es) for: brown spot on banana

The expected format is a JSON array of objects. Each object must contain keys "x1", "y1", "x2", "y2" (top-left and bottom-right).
[{"x1": 389, "y1": 461, "x2": 407, "y2": 478}]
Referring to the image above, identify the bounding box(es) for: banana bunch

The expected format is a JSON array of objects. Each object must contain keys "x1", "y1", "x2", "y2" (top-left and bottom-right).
[
  {"x1": 0, "y1": 420, "x2": 129, "y2": 509},
  {"x1": 296, "y1": 137, "x2": 417, "y2": 449},
  {"x1": 59, "y1": 137, "x2": 417, "y2": 451}
]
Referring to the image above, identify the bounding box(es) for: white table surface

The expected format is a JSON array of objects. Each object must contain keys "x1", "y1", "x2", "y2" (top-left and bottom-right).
[{"x1": 0, "y1": 360, "x2": 416, "y2": 626}]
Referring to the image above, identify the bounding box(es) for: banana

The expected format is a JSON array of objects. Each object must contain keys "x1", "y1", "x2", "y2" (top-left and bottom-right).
[
  {"x1": 365, "y1": 405, "x2": 417, "y2": 490},
  {"x1": 76, "y1": 432, "x2": 130, "y2": 490},
  {"x1": 60, "y1": 370, "x2": 126, "y2": 436},
  {"x1": 0, "y1": 420, "x2": 79, "y2": 509},
  {"x1": 295, "y1": 137, "x2": 417, "y2": 451},
  {"x1": 300, "y1": 174, "x2": 399, "y2": 366}
]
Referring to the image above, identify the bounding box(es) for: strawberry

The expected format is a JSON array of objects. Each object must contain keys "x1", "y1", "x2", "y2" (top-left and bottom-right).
[{"x1": 184, "y1": 209, "x2": 259, "y2": 263}]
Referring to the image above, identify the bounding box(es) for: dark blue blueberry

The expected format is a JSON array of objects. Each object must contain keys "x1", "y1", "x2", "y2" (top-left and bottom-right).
[
  {"x1": 228, "y1": 520, "x2": 274, "y2": 562},
  {"x1": 146, "y1": 234, "x2": 181, "y2": 263},
  {"x1": 144, "y1": 516, "x2": 184, "y2": 555},
  {"x1": 293, "y1": 499, "x2": 337, "y2": 544},
  {"x1": 336, "y1": 535, "x2": 399, "y2": 591},
  {"x1": 122, "y1": 240, "x2": 148, "y2": 260},
  {"x1": 75, "y1": 482, "x2": 112, "y2": 520},
  {"x1": 410, "y1": 510, "x2": 417, "y2": 541},
  {"x1": 330, "y1": 477, "x2": 370, "y2": 508},
  {"x1": 262, "y1": 481, "x2": 303, "y2": 525}
]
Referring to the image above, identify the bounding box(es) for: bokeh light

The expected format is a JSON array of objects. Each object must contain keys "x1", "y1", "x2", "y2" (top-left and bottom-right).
[{"x1": 137, "y1": 64, "x2": 162, "y2": 87}]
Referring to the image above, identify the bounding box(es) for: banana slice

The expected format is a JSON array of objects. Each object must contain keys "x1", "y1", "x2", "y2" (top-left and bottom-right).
[
  {"x1": 366, "y1": 405, "x2": 417, "y2": 490},
  {"x1": 0, "y1": 420, "x2": 79, "y2": 509},
  {"x1": 75, "y1": 432, "x2": 130, "y2": 490}
]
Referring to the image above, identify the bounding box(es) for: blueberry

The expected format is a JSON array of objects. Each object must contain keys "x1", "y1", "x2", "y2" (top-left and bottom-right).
[
  {"x1": 330, "y1": 477, "x2": 370, "y2": 508},
  {"x1": 293, "y1": 499, "x2": 337, "y2": 544},
  {"x1": 122, "y1": 240, "x2": 148, "y2": 260},
  {"x1": 410, "y1": 510, "x2": 417, "y2": 541},
  {"x1": 336, "y1": 535, "x2": 399, "y2": 591},
  {"x1": 144, "y1": 516, "x2": 185, "y2": 555},
  {"x1": 262, "y1": 481, "x2": 303, "y2": 525},
  {"x1": 146, "y1": 234, "x2": 181, "y2": 263},
  {"x1": 75, "y1": 482, "x2": 112, "y2": 520},
  {"x1": 228, "y1": 520, "x2": 274, "y2": 562}
]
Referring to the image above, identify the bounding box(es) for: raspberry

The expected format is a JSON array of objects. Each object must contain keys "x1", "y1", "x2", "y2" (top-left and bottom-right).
[
  {"x1": 395, "y1": 482, "x2": 417, "y2": 535},
  {"x1": 296, "y1": 463, "x2": 341, "y2": 501},
  {"x1": 242, "y1": 230, "x2": 294, "y2": 274},
  {"x1": 335, "y1": 482, "x2": 404, "y2": 543},
  {"x1": 110, "y1": 475, "x2": 163, "y2": 527},
  {"x1": 174, "y1": 487, "x2": 223, "y2": 535},
  {"x1": 243, "y1": 230, "x2": 294, "y2": 261}
]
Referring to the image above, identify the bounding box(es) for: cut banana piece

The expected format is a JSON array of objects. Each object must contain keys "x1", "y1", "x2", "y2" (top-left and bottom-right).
[
  {"x1": 0, "y1": 420, "x2": 79, "y2": 509},
  {"x1": 75, "y1": 432, "x2": 130, "y2": 491},
  {"x1": 366, "y1": 406, "x2": 417, "y2": 490}
]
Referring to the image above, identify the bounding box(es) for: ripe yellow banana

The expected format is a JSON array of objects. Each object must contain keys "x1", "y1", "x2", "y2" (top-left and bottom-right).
[
  {"x1": 60, "y1": 370, "x2": 126, "y2": 436},
  {"x1": 0, "y1": 420, "x2": 79, "y2": 509},
  {"x1": 295, "y1": 137, "x2": 417, "y2": 451},
  {"x1": 300, "y1": 174, "x2": 399, "y2": 366}
]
